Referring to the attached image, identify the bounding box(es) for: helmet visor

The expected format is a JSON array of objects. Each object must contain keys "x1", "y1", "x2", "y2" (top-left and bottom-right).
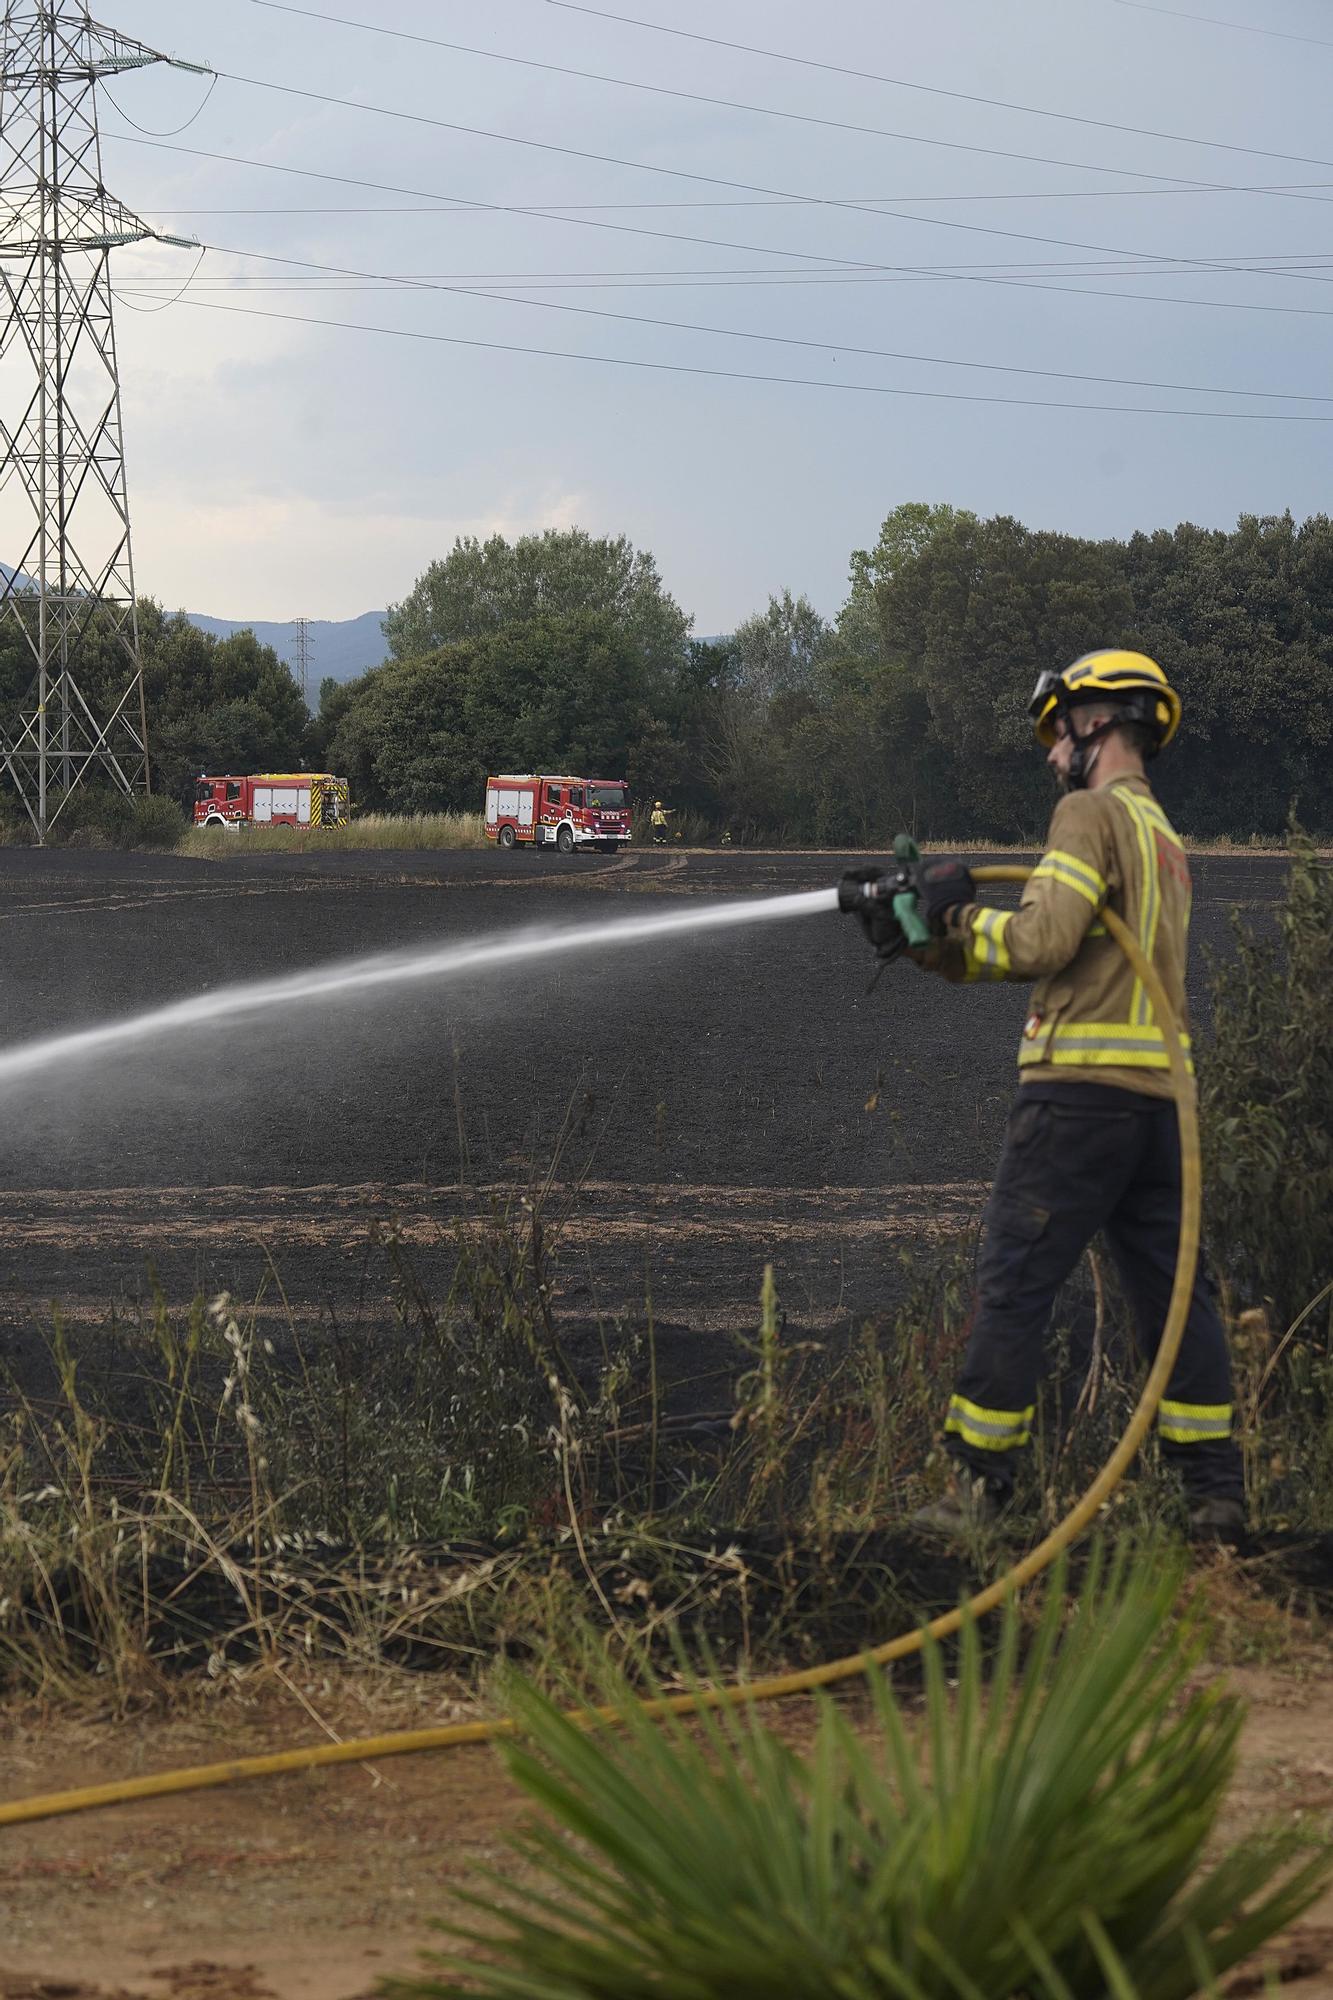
[{"x1": 1028, "y1": 670, "x2": 1063, "y2": 721}]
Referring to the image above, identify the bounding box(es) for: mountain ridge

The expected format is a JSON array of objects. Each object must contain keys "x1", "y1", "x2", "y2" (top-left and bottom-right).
[{"x1": 183, "y1": 608, "x2": 387, "y2": 689}]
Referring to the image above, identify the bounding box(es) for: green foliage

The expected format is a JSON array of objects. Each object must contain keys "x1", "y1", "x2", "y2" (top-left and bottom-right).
[
  {"x1": 392, "y1": 1550, "x2": 1332, "y2": 2000},
  {"x1": 324, "y1": 611, "x2": 687, "y2": 814},
  {"x1": 730, "y1": 588, "x2": 830, "y2": 703},
  {"x1": 1124, "y1": 514, "x2": 1333, "y2": 835},
  {"x1": 301, "y1": 504, "x2": 1333, "y2": 843},
  {"x1": 1199, "y1": 833, "x2": 1333, "y2": 1330},
  {"x1": 383, "y1": 527, "x2": 691, "y2": 679},
  {"x1": 43, "y1": 786, "x2": 182, "y2": 849},
  {"x1": 138, "y1": 602, "x2": 309, "y2": 802},
  {"x1": 129, "y1": 793, "x2": 187, "y2": 848}
]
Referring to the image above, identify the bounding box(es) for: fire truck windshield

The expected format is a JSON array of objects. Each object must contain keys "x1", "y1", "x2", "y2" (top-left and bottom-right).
[{"x1": 587, "y1": 784, "x2": 626, "y2": 810}]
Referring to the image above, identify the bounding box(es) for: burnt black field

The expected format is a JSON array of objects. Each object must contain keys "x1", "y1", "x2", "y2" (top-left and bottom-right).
[{"x1": 0, "y1": 843, "x2": 1286, "y2": 1383}]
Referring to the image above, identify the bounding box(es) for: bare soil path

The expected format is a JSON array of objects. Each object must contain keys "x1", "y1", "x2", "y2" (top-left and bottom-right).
[{"x1": 2, "y1": 1656, "x2": 1331, "y2": 1999}]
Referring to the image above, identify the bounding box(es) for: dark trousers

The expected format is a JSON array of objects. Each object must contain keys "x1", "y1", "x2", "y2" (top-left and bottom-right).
[{"x1": 946, "y1": 1083, "x2": 1243, "y2": 1501}]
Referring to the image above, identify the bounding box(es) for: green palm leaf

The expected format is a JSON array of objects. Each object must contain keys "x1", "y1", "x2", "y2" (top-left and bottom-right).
[{"x1": 385, "y1": 1545, "x2": 1331, "y2": 2000}]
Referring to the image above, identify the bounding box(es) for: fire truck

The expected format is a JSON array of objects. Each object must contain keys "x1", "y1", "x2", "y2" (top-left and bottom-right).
[
  {"x1": 484, "y1": 773, "x2": 632, "y2": 853},
  {"x1": 193, "y1": 772, "x2": 350, "y2": 830}
]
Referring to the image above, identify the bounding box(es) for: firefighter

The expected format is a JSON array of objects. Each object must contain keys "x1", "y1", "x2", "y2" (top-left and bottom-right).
[
  {"x1": 650, "y1": 799, "x2": 673, "y2": 846},
  {"x1": 911, "y1": 650, "x2": 1245, "y2": 1538}
]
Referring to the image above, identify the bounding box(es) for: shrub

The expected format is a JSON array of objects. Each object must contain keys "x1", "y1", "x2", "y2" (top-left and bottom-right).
[
  {"x1": 130, "y1": 794, "x2": 186, "y2": 847},
  {"x1": 51, "y1": 785, "x2": 136, "y2": 846},
  {"x1": 392, "y1": 1549, "x2": 1332, "y2": 2000},
  {"x1": 1199, "y1": 833, "x2": 1333, "y2": 1331}
]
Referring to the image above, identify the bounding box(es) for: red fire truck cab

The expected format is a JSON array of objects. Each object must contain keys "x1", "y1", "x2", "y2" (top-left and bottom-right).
[
  {"x1": 484, "y1": 774, "x2": 631, "y2": 853},
  {"x1": 194, "y1": 772, "x2": 350, "y2": 830}
]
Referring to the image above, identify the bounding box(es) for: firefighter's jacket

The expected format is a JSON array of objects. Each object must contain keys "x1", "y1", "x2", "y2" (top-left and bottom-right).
[{"x1": 934, "y1": 775, "x2": 1193, "y2": 1100}]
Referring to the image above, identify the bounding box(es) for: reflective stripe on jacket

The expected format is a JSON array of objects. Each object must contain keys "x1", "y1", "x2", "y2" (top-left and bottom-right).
[{"x1": 938, "y1": 776, "x2": 1194, "y2": 1100}]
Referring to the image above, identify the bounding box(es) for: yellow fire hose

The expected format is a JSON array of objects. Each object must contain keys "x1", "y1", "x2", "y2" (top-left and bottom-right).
[{"x1": 0, "y1": 867, "x2": 1201, "y2": 1829}]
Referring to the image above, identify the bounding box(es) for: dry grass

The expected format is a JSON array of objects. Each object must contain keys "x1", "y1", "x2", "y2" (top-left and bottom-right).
[{"x1": 178, "y1": 811, "x2": 486, "y2": 856}]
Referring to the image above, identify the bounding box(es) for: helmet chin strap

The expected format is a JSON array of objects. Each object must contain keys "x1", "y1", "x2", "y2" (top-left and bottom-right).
[{"x1": 1059, "y1": 711, "x2": 1122, "y2": 793}]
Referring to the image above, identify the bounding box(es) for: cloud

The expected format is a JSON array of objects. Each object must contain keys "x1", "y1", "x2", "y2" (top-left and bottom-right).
[{"x1": 140, "y1": 484, "x2": 591, "y2": 620}]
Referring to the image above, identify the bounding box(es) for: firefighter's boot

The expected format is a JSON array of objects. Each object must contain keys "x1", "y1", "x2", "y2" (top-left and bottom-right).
[
  {"x1": 1186, "y1": 1494, "x2": 1248, "y2": 1544},
  {"x1": 911, "y1": 1472, "x2": 1007, "y2": 1536}
]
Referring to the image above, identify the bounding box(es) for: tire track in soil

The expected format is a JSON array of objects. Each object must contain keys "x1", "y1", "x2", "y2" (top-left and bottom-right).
[{"x1": 0, "y1": 1181, "x2": 987, "y2": 1352}]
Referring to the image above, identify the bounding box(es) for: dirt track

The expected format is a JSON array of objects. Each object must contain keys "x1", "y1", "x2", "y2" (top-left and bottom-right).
[
  {"x1": 0, "y1": 844, "x2": 1286, "y2": 1370},
  {"x1": 1, "y1": 1658, "x2": 1331, "y2": 2000}
]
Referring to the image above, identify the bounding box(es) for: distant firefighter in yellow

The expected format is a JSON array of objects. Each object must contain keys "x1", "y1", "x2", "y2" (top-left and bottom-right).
[{"x1": 650, "y1": 799, "x2": 674, "y2": 846}]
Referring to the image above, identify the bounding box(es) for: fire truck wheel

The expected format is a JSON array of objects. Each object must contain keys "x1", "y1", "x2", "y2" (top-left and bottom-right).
[
  {"x1": 556, "y1": 824, "x2": 575, "y2": 854},
  {"x1": 498, "y1": 824, "x2": 516, "y2": 850}
]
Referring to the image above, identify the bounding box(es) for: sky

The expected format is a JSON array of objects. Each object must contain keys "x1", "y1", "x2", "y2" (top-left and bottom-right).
[{"x1": 61, "y1": 0, "x2": 1333, "y2": 630}]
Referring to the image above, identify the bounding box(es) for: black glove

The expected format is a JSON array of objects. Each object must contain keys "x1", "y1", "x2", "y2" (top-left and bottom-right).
[
  {"x1": 839, "y1": 866, "x2": 905, "y2": 960},
  {"x1": 917, "y1": 857, "x2": 976, "y2": 934}
]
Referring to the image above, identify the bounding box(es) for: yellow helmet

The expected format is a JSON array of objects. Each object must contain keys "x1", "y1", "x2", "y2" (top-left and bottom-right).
[{"x1": 1030, "y1": 650, "x2": 1181, "y2": 751}]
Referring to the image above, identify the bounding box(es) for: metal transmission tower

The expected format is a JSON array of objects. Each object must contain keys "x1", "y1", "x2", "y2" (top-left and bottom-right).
[
  {"x1": 0, "y1": 6, "x2": 206, "y2": 841},
  {"x1": 293, "y1": 615, "x2": 311, "y2": 705}
]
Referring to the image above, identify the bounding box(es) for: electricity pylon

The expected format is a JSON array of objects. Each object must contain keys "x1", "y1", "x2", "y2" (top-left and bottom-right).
[
  {"x1": 294, "y1": 615, "x2": 311, "y2": 704},
  {"x1": 0, "y1": 5, "x2": 207, "y2": 841}
]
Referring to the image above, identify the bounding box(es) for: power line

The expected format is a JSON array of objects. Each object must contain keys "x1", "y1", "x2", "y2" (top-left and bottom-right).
[
  {"x1": 135, "y1": 179, "x2": 1333, "y2": 214},
  {"x1": 545, "y1": 0, "x2": 1333, "y2": 174},
  {"x1": 204, "y1": 66, "x2": 1259, "y2": 209},
  {"x1": 197, "y1": 69, "x2": 1333, "y2": 293},
  {"x1": 111, "y1": 244, "x2": 208, "y2": 314},
  {"x1": 168, "y1": 295, "x2": 1333, "y2": 422},
  {"x1": 251, "y1": 0, "x2": 1333, "y2": 194},
  {"x1": 107, "y1": 276, "x2": 1333, "y2": 308},
  {"x1": 107, "y1": 250, "x2": 1333, "y2": 280},
  {"x1": 99, "y1": 71, "x2": 219, "y2": 138},
  {"x1": 107, "y1": 138, "x2": 1333, "y2": 321},
  {"x1": 1112, "y1": 0, "x2": 1333, "y2": 48},
  {"x1": 106, "y1": 135, "x2": 946, "y2": 274},
  {"x1": 188, "y1": 235, "x2": 1333, "y2": 403}
]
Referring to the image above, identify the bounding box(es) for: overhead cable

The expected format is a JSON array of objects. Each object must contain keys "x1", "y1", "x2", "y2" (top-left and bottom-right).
[
  {"x1": 208, "y1": 62, "x2": 1333, "y2": 221},
  {"x1": 189, "y1": 235, "x2": 1333, "y2": 403},
  {"x1": 139, "y1": 180, "x2": 1333, "y2": 215},
  {"x1": 1112, "y1": 0, "x2": 1333, "y2": 48},
  {"x1": 111, "y1": 245, "x2": 208, "y2": 313},
  {"x1": 201, "y1": 69, "x2": 1333, "y2": 291},
  {"x1": 98, "y1": 71, "x2": 219, "y2": 138},
  {"x1": 109, "y1": 141, "x2": 1333, "y2": 320},
  {"x1": 545, "y1": 0, "x2": 1333, "y2": 174},
  {"x1": 165, "y1": 294, "x2": 1333, "y2": 422}
]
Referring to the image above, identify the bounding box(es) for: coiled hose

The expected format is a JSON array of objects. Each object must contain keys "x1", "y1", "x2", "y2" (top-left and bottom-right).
[{"x1": 0, "y1": 866, "x2": 1199, "y2": 1829}]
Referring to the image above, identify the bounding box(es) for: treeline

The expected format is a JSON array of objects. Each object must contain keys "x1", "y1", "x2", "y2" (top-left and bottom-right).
[
  {"x1": 314, "y1": 509, "x2": 1333, "y2": 842},
  {"x1": 0, "y1": 598, "x2": 308, "y2": 829},
  {"x1": 6, "y1": 506, "x2": 1330, "y2": 842}
]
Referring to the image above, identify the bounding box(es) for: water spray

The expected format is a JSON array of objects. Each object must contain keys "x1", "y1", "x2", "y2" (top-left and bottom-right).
[{"x1": 0, "y1": 886, "x2": 839, "y2": 1091}]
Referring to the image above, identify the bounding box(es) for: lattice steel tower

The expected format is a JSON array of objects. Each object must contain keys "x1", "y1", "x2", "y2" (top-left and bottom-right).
[
  {"x1": 293, "y1": 615, "x2": 311, "y2": 704},
  {"x1": 0, "y1": 5, "x2": 206, "y2": 840}
]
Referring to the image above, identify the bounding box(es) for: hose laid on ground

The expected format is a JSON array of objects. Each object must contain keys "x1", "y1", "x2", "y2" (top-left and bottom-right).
[{"x1": 0, "y1": 867, "x2": 1200, "y2": 1829}]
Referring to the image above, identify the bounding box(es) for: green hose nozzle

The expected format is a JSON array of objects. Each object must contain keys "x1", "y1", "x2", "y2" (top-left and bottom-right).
[{"x1": 837, "y1": 834, "x2": 930, "y2": 955}]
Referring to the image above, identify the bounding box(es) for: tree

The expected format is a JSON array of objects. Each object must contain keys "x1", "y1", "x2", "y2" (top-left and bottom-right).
[
  {"x1": 843, "y1": 500, "x2": 977, "y2": 655},
  {"x1": 382, "y1": 528, "x2": 691, "y2": 680},
  {"x1": 1122, "y1": 512, "x2": 1333, "y2": 834},
  {"x1": 729, "y1": 590, "x2": 830, "y2": 704},
  {"x1": 324, "y1": 611, "x2": 678, "y2": 815},
  {"x1": 138, "y1": 605, "x2": 309, "y2": 802},
  {"x1": 870, "y1": 513, "x2": 1133, "y2": 839}
]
